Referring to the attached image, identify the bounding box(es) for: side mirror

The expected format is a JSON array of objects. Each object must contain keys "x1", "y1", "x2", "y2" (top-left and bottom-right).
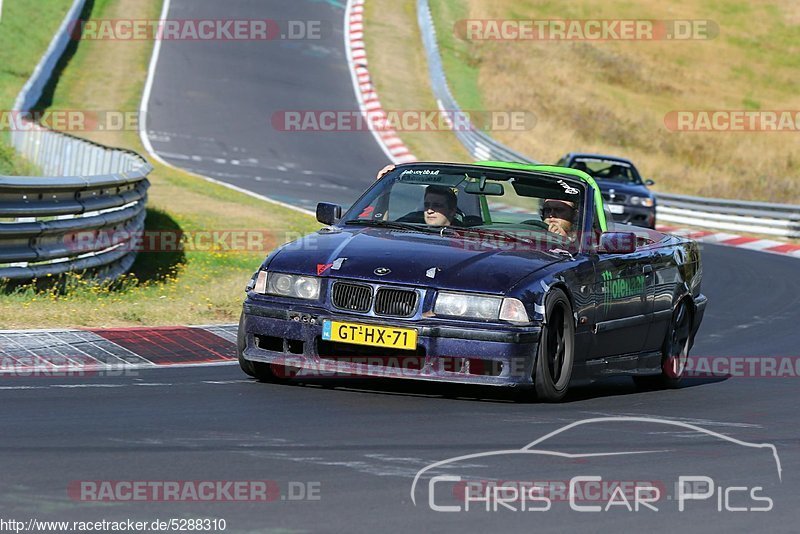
[
  {"x1": 645, "y1": 179, "x2": 655, "y2": 186},
  {"x1": 599, "y1": 232, "x2": 637, "y2": 254},
  {"x1": 316, "y1": 202, "x2": 342, "y2": 225}
]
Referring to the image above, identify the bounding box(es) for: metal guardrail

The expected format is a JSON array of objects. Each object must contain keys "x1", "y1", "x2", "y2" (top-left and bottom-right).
[
  {"x1": 655, "y1": 193, "x2": 800, "y2": 238},
  {"x1": 415, "y1": 0, "x2": 800, "y2": 238},
  {"x1": 0, "y1": 0, "x2": 152, "y2": 282}
]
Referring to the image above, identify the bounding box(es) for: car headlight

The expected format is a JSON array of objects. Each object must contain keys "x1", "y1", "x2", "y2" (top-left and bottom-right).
[
  {"x1": 434, "y1": 292, "x2": 529, "y2": 323},
  {"x1": 629, "y1": 196, "x2": 655, "y2": 207},
  {"x1": 253, "y1": 271, "x2": 320, "y2": 300}
]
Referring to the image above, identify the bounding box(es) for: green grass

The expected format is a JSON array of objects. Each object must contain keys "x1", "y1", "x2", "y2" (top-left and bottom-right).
[
  {"x1": 0, "y1": 0, "x2": 72, "y2": 173},
  {"x1": 0, "y1": 140, "x2": 38, "y2": 175},
  {"x1": 0, "y1": 0, "x2": 73, "y2": 109}
]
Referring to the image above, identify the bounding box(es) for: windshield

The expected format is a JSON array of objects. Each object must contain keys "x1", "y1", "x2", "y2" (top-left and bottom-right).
[
  {"x1": 570, "y1": 158, "x2": 641, "y2": 184},
  {"x1": 341, "y1": 164, "x2": 588, "y2": 250}
]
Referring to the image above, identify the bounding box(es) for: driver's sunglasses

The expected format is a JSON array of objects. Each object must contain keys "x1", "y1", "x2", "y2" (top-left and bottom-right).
[{"x1": 424, "y1": 201, "x2": 447, "y2": 210}]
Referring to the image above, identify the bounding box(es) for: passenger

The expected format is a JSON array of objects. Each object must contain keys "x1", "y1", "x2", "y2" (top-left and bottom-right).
[{"x1": 542, "y1": 199, "x2": 577, "y2": 239}]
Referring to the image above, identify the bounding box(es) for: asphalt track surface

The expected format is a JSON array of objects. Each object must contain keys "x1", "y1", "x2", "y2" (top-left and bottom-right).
[
  {"x1": 3, "y1": 0, "x2": 798, "y2": 532},
  {"x1": 144, "y1": 0, "x2": 388, "y2": 212}
]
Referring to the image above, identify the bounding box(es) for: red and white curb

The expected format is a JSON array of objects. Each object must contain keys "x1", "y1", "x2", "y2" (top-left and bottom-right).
[
  {"x1": 658, "y1": 225, "x2": 800, "y2": 259},
  {"x1": 345, "y1": 0, "x2": 417, "y2": 165},
  {"x1": 0, "y1": 324, "x2": 238, "y2": 374}
]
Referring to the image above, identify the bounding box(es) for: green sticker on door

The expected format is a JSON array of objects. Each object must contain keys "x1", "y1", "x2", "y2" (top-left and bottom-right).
[{"x1": 601, "y1": 270, "x2": 645, "y2": 312}]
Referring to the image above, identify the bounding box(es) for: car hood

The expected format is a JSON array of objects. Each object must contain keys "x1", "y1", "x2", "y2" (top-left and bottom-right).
[
  {"x1": 266, "y1": 227, "x2": 566, "y2": 294},
  {"x1": 593, "y1": 179, "x2": 651, "y2": 197}
]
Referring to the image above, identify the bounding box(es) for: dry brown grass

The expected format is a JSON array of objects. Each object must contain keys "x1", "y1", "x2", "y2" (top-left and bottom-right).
[
  {"x1": 460, "y1": 0, "x2": 800, "y2": 202},
  {"x1": 366, "y1": 0, "x2": 800, "y2": 203}
]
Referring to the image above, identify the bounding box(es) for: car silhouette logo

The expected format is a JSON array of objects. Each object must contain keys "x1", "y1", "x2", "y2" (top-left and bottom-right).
[{"x1": 374, "y1": 267, "x2": 391, "y2": 276}]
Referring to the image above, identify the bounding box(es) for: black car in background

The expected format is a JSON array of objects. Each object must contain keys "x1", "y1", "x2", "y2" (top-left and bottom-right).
[{"x1": 556, "y1": 153, "x2": 656, "y2": 228}]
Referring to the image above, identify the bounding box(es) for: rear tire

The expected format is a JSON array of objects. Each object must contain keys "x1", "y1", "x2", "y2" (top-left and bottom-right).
[
  {"x1": 533, "y1": 289, "x2": 575, "y2": 402},
  {"x1": 634, "y1": 299, "x2": 693, "y2": 389}
]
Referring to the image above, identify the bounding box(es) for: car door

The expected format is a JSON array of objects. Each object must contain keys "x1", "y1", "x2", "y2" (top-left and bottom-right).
[{"x1": 590, "y1": 247, "x2": 655, "y2": 358}]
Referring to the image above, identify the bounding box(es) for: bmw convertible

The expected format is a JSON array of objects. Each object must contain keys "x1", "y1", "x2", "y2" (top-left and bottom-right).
[{"x1": 237, "y1": 161, "x2": 706, "y2": 401}]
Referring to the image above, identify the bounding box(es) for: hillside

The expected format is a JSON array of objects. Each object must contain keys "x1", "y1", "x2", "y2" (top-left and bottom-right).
[{"x1": 430, "y1": 0, "x2": 799, "y2": 202}]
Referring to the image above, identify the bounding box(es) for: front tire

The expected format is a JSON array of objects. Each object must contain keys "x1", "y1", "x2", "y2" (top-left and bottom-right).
[
  {"x1": 237, "y1": 313, "x2": 297, "y2": 382},
  {"x1": 237, "y1": 313, "x2": 257, "y2": 377},
  {"x1": 533, "y1": 289, "x2": 575, "y2": 402}
]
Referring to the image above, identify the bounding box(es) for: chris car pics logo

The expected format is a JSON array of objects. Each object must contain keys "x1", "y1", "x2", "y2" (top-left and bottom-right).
[{"x1": 411, "y1": 417, "x2": 782, "y2": 513}]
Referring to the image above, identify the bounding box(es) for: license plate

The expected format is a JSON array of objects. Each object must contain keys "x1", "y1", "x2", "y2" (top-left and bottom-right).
[
  {"x1": 322, "y1": 320, "x2": 418, "y2": 351},
  {"x1": 608, "y1": 204, "x2": 625, "y2": 214}
]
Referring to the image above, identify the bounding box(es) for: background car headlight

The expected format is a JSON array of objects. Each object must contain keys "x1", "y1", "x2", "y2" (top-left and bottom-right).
[
  {"x1": 253, "y1": 271, "x2": 321, "y2": 300},
  {"x1": 629, "y1": 196, "x2": 655, "y2": 207},
  {"x1": 434, "y1": 292, "x2": 528, "y2": 323}
]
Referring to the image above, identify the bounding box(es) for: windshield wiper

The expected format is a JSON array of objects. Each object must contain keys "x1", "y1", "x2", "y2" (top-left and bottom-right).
[{"x1": 548, "y1": 248, "x2": 576, "y2": 260}]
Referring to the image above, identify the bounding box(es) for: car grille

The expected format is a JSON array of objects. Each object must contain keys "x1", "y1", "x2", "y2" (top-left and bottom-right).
[
  {"x1": 331, "y1": 282, "x2": 419, "y2": 317},
  {"x1": 374, "y1": 288, "x2": 418, "y2": 318},
  {"x1": 331, "y1": 282, "x2": 372, "y2": 312}
]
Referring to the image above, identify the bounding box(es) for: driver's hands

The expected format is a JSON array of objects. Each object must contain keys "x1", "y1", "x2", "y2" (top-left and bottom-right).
[
  {"x1": 376, "y1": 164, "x2": 395, "y2": 180},
  {"x1": 548, "y1": 222, "x2": 568, "y2": 237}
]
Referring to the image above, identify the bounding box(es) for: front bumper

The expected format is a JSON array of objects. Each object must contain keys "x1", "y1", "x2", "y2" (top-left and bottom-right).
[
  {"x1": 239, "y1": 299, "x2": 541, "y2": 387},
  {"x1": 608, "y1": 203, "x2": 656, "y2": 228}
]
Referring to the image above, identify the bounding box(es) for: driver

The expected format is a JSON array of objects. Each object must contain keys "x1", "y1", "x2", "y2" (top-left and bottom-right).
[
  {"x1": 542, "y1": 199, "x2": 577, "y2": 238},
  {"x1": 424, "y1": 185, "x2": 458, "y2": 227}
]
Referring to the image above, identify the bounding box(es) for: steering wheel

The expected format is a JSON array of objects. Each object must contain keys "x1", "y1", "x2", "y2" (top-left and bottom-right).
[{"x1": 520, "y1": 219, "x2": 549, "y2": 230}]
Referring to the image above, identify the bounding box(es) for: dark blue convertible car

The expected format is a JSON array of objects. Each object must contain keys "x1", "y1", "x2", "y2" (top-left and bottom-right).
[{"x1": 237, "y1": 161, "x2": 706, "y2": 401}]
